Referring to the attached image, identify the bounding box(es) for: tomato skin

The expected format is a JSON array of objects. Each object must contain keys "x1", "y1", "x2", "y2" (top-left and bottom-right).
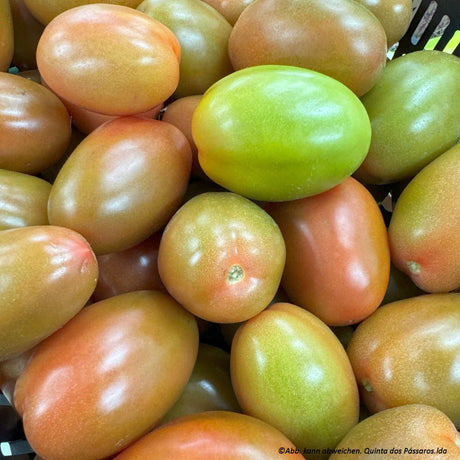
[
  {"x1": 231, "y1": 303, "x2": 359, "y2": 458},
  {"x1": 37, "y1": 4, "x2": 180, "y2": 115},
  {"x1": 228, "y1": 0, "x2": 387, "y2": 96},
  {"x1": 0, "y1": 2, "x2": 14, "y2": 71},
  {"x1": 201, "y1": 0, "x2": 254, "y2": 25},
  {"x1": 138, "y1": 0, "x2": 233, "y2": 98},
  {"x1": 14, "y1": 291, "x2": 199, "y2": 460},
  {"x1": 0, "y1": 72, "x2": 71, "y2": 174},
  {"x1": 265, "y1": 177, "x2": 390, "y2": 326},
  {"x1": 158, "y1": 192, "x2": 286, "y2": 323},
  {"x1": 114, "y1": 411, "x2": 304, "y2": 459},
  {"x1": 192, "y1": 65, "x2": 371, "y2": 202},
  {"x1": 347, "y1": 293, "x2": 460, "y2": 427},
  {"x1": 0, "y1": 169, "x2": 51, "y2": 230},
  {"x1": 0, "y1": 225, "x2": 98, "y2": 361},
  {"x1": 48, "y1": 117, "x2": 192, "y2": 255}
]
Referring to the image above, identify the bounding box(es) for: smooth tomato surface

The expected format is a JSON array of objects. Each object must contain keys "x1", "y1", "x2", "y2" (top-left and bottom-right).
[
  {"x1": 266, "y1": 177, "x2": 390, "y2": 326},
  {"x1": 14, "y1": 291, "x2": 199, "y2": 460},
  {"x1": 192, "y1": 65, "x2": 371, "y2": 201},
  {"x1": 0, "y1": 2, "x2": 14, "y2": 71}
]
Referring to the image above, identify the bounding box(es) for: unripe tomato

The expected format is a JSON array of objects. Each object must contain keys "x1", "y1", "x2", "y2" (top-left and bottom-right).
[
  {"x1": 0, "y1": 2, "x2": 14, "y2": 71},
  {"x1": 37, "y1": 4, "x2": 180, "y2": 115}
]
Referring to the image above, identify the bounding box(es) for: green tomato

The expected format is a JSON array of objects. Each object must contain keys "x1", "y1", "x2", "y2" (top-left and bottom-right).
[{"x1": 192, "y1": 65, "x2": 371, "y2": 202}]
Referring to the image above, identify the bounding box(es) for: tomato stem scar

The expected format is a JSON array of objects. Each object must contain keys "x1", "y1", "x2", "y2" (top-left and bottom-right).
[
  {"x1": 362, "y1": 379, "x2": 374, "y2": 393},
  {"x1": 227, "y1": 264, "x2": 244, "y2": 284},
  {"x1": 406, "y1": 261, "x2": 421, "y2": 275}
]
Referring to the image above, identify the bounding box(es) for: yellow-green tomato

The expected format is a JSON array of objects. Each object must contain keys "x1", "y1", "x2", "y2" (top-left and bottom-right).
[
  {"x1": 48, "y1": 117, "x2": 192, "y2": 255},
  {"x1": 0, "y1": 225, "x2": 98, "y2": 361},
  {"x1": 355, "y1": 50, "x2": 460, "y2": 184},
  {"x1": 158, "y1": 192, "x2": 286, "y2": 323},
  {"x1": 347, "y1": 293, "x2": 460, "y2": 427},
  {"x1": 192, "y1": 65, "x2": 371, "y2": 201},
  {"x1": 231, "y1": 302, "x2": 360, "y2": 458},
  {"x1": 0, "y1": 169, "x2": 51, "y2": 230},
  {"x1": 161, "y1": 344, "x2": 240, "y2": 424},
  {"x1": 14, "y1": 291, "x2": 199, "y2": 460},
  {"x1": 0, "y1": 1, "x2": 14, "y2": 71},
  {"x1": 138, "y1": 0, "x2": 233, "y2": 98}
]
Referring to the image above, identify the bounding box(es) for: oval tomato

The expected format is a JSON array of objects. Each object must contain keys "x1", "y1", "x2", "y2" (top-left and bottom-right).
[
  {"x1": 14, "y1": 291, "x2": 199, "y2": 460},
  {"x1": 37, "y1": 4, "x2": 180, "y2": 115},
  {"x1": 0, "y1": 2, "x2": 14, "y2": 71},
  {"x1": 114, "y1": 411, "x2": 304, "y2": 459},
  {"x1": 158, "y1": 192, "x2": 286, "y2": 323},
  {"x1": 192, "y1": 65, "x2": 371, "y2": 201},
  {"x1": 265, "y1": 177, "x2": 390, "y2": 326}
]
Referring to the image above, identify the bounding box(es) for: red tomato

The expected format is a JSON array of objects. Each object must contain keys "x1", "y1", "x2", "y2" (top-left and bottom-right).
[{"x1": 265, "y1": 177, "x2": 390, "y2": 326}]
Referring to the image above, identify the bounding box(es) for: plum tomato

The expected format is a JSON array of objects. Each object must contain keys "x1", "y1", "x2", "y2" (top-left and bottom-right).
[
  {"x1": 37, "y1": 4, "x2": 180, "y2": 115},
  {"x1": 0, "y1": 72, "x2": 71, "y2": 174},
  {"x1": 158, "y1": 192, "x2": 286, "y2": 323},
  {"x1": 0, "y1": 1, "x2": 14, "y2": 71},
  {"x1": 192, "y1": 65, "x2": 371, "y2": 201},
  {"x1": 347, "y1": 293, "x2": 460, "y2": 427},
  {"x1": 231, "y1": 302, "x2": 359, "y2": 458},
  {"x1": 228, "y1": 0, "x2": 387, "y2": 96},
  {"x1": 114, "y1": 411, "x2": 305, "y2": 459},
  {"x1": 265, "y1": 177, "x2": 390, "y2": 326},
  {"x1": 48, "y1": 117, "x2": 192, "y2": 255},
  {"x1": 0, "y1": 225, "x2": 98, "y2": 361},
  {"x1": 14, "y1": 291, "x2": 199, "y2": 460}
]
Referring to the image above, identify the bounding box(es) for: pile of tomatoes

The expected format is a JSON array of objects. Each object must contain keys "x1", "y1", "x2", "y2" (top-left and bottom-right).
[{"x1": 0, "y1": 1, "x2": 459, "y2": 459}]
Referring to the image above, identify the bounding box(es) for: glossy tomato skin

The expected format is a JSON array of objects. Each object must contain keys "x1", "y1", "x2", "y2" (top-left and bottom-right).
[
  {"x1": 355, "y1": 0, "x2": 412, "y2": 46},
  {"x1": 114, "y1": 411, "x2": 304, "y2": 459},
  {"x1": 14, "y1": 290, "x2": 199, "y2": 460},
  {"x1": 0, "y1": 2, "x2": 14, "y2": 71},
  {"x1": 138, "y1": 0, "x2": 233, "y2": 98},
  {"x1": 330, "y1": 405, "x2": 460, "y2": 460},
  {"x1": 201, "y1": 0, "x2": 254, "y2": 25},
  {"x1": 158, "y1": 192, "x2": 286, "y2": 323},
  {"x1": 347, "y1": 293, "x2": 460, "y2": 427},
  {"x1": 92, "y1": 231, "x2": 164, "y2": 302},
  {"x1": 389, "y1": 144, "x2": 460, "y2": 293},
  {"x1": 0, "y1": 225, "x2": 98, "y2": 361},
  {"x1": 10, "y1": 0, "x2": 44, "y2": 70},
  {"x1": 229, "y1": 0, "x2": 387, "y2": 96},
  {"x1": 192, "y1": 65, "x2": 371, "y2": 201},
  {"x1": 0, "y1": 169, "x2": 51, "y2": 230},
  {"x1": 231, "y1": 303, "x2": 360, "y2": 458},
  {"x1": 0, "y1": 72, "x2": 71, "y2": 174},
  {"x1": 37, "y1": 4, "x2": 180, "y2": 115},
  {"x1": 355, "y1": 50, "x2": 460, "y2": 184},
  {"x1": 48, "y1": 117, "x2": 192, "y2": 255},
  {"x1": 24, "y1": 0, "x2": 144, "y2": 24},
  {"x1": 161, "y1": 344, "x2": 240, "y2": 423},
  {"x1": 265, "y1": 177, "x2": 390, "y2": 326}
]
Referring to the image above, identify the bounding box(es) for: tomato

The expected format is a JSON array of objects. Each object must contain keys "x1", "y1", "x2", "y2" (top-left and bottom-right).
[
  {"x1": 231, "y1": 303, "x2": 359, "y2": 458},
  {"x1": 0, "y1": 72, "x2": 71, "y2": 174},
  {"x1": 347, "y1": 293, "x2": 460, "y2": 427},
  {"x1": 0, "y1": 2, "x2": 14, "y2": 71},
  {"x1": 330, "y1": 405, "x2": 460, "y2": 459},
  {"x1": 228, "y1": 0, "x2": 387, "y2": 96},
  {"x1": 0, "y1": 225, "x2": 98, "y2": 361},
  {"x1": 161, "y1": 343, "x2": 240, "y2": 423},
  {"x1": 389, "y1": 144, "x2": 460, "y2": 293},
  {"x1": 265, "y1": 177, "x2": 390, "y2": 326},
  {"x1": 192, "y1": 65, "x2": 371, "y2": 201},
  {"x1": 138, "y1": 0, "x2": 233, "y2": 98},
  {"x1": 37, "y1": 4, "x2": 180, "y2": 115},
  {"x1": 92, "y1": 231, "x2": 164, "y2": 302},
  {"x1": 158, "y1": 192, "x2": 286, "y2": 323},
  {"x1": 200, "y1": 0, "x2": 254, "y2": 25},
  {"x1": 355, "y1": 50, "x2": 460, "y2": 184},
  {"x1": 48, "y1": 117, "x2": 192, "y2": 255},
  {"x1": 114, "y1": 411, "x2": 304, "y2": 459},
  {"x1": 0, "y1": 169, "x2": 51, "y2": 230},
  {"x1": 355, "y1": 0, "x2": 412, "y2": 46},
  {"x1": 9, "y1": 0, "x2": 44, "y2": 70},
  {"x1": 24, "y1": 0, "x2": 144, "y2": 25},
  {"x1": 14, "y1": 291, "x2": 199, "y2": 460}
]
